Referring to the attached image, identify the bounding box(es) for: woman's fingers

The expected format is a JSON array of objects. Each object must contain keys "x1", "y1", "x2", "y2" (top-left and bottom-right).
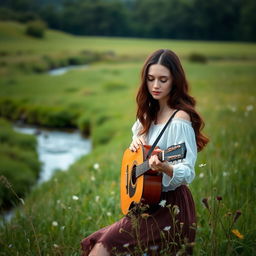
[
  {"x1": 129, "y1": 137, "x2": 145, "y2": 152},
  {"x1": 149, "y1": 155, "x2": 161, "y2": 170}
]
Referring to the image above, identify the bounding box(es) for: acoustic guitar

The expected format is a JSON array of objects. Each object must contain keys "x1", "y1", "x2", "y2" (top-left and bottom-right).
[{"x1": 120, "y1": 143, "x2": 187, "y2": 215}]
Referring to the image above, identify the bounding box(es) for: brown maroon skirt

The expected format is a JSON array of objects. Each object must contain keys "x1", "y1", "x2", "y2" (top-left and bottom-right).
[{"x1": 81, "y1": 185, "x2": 196, "y2": 256}]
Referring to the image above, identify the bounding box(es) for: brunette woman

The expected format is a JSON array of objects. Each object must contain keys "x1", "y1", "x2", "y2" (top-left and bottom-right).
[{"x1": 81, "y1": 49, "x2": 208, "y2": 256}]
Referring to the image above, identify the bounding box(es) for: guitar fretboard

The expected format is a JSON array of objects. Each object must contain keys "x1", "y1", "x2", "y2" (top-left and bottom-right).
[{"x1": 135, "y1": 160, "x2": 150, "y2": 178}]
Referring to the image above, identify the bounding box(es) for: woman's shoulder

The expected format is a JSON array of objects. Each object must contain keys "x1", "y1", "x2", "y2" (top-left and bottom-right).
[{"x1": 175, "y1": 110, "x2": 191, "y2": 122}]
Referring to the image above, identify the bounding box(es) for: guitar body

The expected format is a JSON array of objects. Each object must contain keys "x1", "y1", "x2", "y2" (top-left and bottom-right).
[{"x1": 120, "y1": 145, "x2": 162, "y2": 215}]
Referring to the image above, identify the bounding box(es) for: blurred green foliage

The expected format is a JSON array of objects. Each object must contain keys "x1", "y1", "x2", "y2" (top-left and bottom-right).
[
  {"x1": 0, "y1": 118, "x2": 40, "y2": 209},
  {"x1": 0, "y1": 0, "x2": 256, "y2": 41}
]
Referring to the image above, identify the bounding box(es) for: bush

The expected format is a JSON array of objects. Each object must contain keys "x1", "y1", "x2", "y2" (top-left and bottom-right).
[
  {"x1": 25, "y1": 20, "x2": 47, "y2": 38},
  {"x1": 77, "y1": 114, "x2": 91, "y2": 136},
  {"x1": 188, "y1": 52, "x2": 208, "y2": 63}
]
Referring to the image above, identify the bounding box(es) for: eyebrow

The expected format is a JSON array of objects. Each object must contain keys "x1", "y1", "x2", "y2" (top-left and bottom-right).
[{"x1": 148, "y1": 74, "x2": 169, "y2": 78}]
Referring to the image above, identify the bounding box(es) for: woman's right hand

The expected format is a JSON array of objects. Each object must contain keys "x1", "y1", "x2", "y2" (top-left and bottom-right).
[{"x1": 129, "y1": 136, "x2": 146, "y2": 152}]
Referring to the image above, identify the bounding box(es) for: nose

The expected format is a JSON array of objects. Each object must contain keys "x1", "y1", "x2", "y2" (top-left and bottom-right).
[{"x1": 153, "y1": 79, "x2": 160, "y2": 89}]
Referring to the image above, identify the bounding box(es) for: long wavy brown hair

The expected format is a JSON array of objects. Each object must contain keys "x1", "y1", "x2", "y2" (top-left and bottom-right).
[{"x1": 136, "y1": 49, "x2": 209, "y2": 152}]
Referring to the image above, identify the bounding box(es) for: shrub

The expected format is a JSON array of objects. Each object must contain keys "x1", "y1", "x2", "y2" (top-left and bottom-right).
[
  {"x1": 25, "y1": 20, "x2": 47, "y2": 38},
  {"x1": 188, "y1": 52, "x2": 208, "y2": 63},
  {"x1": 77, "y1": 114, "x2": 91, "y2": 136}
]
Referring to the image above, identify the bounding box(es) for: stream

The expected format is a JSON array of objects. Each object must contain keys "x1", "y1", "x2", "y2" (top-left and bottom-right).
[
  {"x1": 13, "y1": 125, "x2": 91, "y2": 184},
  {"x1": 1, "y1": 65, "x2": 91, "y2": 222}
]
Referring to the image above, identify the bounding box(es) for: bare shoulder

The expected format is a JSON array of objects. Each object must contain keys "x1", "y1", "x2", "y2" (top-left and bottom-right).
[{"x1": 175, "y1": 110, "x2": 191, "y2": 121}]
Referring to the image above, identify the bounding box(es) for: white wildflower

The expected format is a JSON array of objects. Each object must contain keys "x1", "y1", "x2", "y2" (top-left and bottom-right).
[
  {"x1": 159, "y1": 200, "x2": 166, "y2": 207},
  {"x1": 95, "y1": 195, "x2": 100, "y2": 202},
  {"x1": 199, "y1": 163, "x2": 207, "y2": 168},
  {"x1": 223, "y1": 171, "x2": 228, "y2": 177},
  {"x1": 163, "y1": 226, "x2": 171, "y2": 231},
  {"x1": 52, "y1": 221, "x2": 58, "y2": 227},
  {"x1": 107, "y1": 212, "x2": 112, "y2": 216},
  {"x1": 246, "y1": 105, "x2": 253, "y2": 112},
  {"x1": 72, "y1": 195, "x2": 79, "y2": 201},
  {"x1": 91, "y1": 176, "x2": 96, "y2": 181},
  {"x1": 8, "y1": 244, "x2": 13, "y2": 248},
  {"x1": 57, "y1": 199, "x2": 61, "y2": 204},
  {"x1": 230, "y1": 106, "x2": 237, "y2": 112},
  {"x1": 123, "y1": 243, "x2": 129, "y2": 248},
  {"x1": 53, "y1": 244, "x2": 59, "y2": 248},
  {"x1": 93, "y1": 163, "x2": 100, "y2": 170},
  {"x1": 61, "y1": 226, "x2": 65, "y2": 230},
  {"x1": 199, "y1": 172, "x2": 204, "y2": 178},
  {"x1": 149, "y1": 245, "x2": 159, "y2": 251}
]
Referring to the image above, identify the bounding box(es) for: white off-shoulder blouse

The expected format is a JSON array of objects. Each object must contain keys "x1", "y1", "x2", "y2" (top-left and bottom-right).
[{"x1": 131, "y1": 118, "x2": 197, "y2": 192}]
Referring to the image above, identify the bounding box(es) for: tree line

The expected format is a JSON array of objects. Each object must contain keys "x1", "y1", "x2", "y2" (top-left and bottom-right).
[{"x1": 0, "y1": 0, "x2": 255, "y2": 41}]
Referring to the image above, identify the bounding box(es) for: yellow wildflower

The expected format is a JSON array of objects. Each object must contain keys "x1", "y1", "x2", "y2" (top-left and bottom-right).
[{"x1": 232, "y1": 229, "x2": 244, "y2": 239}]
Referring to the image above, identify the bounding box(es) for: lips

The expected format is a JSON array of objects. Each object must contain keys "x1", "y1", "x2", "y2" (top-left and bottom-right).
[{"x1": 152, "y1": 91, "x2": 161, "y2": 95}]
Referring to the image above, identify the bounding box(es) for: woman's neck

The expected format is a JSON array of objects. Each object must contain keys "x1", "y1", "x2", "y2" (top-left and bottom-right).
[{"x1": 156, "y1": 101, "x2": 175, "y2": 124}]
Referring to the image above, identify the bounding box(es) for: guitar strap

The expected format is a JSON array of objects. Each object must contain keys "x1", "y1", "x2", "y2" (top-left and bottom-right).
[{"x1": 145, "y1": 109, "x2": 179, "y2": 160}]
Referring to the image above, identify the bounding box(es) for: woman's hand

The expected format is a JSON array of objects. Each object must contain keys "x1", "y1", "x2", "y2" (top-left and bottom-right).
[
  {"x1": 129, "y1": 136, "x2": 146, "y2": 152},
  {"x1": 149, "y1": 149, "x2": 173, "y2": 177}
]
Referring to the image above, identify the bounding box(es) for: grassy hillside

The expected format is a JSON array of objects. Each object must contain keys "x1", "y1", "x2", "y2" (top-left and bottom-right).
[{"x1": 0, "y1": 21, "x2": 255, "y2": 255}]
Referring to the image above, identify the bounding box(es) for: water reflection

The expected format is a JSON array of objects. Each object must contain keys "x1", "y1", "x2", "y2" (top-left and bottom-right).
[
  {"x1": 48, "y1": 65, "x2": 88, "y2": 76},
  {"x1": 13, "y1": 125, "x2": 91, "y2": 183}
]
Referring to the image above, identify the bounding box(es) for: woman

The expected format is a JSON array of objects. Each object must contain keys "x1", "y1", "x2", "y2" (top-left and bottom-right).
[{"x1": 81, "y1": 49, "x2": 209, "y2": 256}]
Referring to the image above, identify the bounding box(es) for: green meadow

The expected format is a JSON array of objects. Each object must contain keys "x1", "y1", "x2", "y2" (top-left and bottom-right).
[{"x1": 0, "y1": 21, "x2": 256, "y2": 255}]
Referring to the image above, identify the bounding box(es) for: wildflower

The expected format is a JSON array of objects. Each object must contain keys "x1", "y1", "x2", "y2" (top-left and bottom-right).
[
  {"x1": 229, "y1": 106, "x2": 237, "y2": 112},
  {"x1": 107, "y1": 212, "x2": 112, "y2": 216},
  {"x1": 163, "y1": 226, "x2": 171, "y2": 231},
  {"x1": 95, "y1": 195, "x2": 100, "y2": 202},
  {"x1": 8, "y1": 244, "x2": 13, "y2": 248},
  {"x1": 57, "y1": 199, "x2": 61, "y2": 204},
  {"x1": 61, "y1": 226, "x2": 65, "y2": 230},
  {"x1": 199, "y1": 163, "x2": 207, "y2": 168},
  {"x1": 123, "y1": 243, "x2": 129, "y2": 248},
  {"x1": 199, "y1": 172, "x2": 204, "y2": 178},
  {"x1": 173, "y1": 205, "x2": 180, "y2": 215},
  {"x1": 93, "y1": 163, "x2": 100, "y2": 170},
  {"x1": 233, "y1": 210, "x2": 242, "y2": 223},
  {"x1": 52, "y1": 221, "x2": 58, "y2": 227},
  {"x1": 202, "y1": 198, "x2": 209, "y2": 210},
  {"x1": 141, "y1": 213, "x2": 150, "y2": 219},
  {"x1": 223, "y1": 171, "x2": 228, "y2": 177},
  {"x1": 149, "y1": 245, "x2": 159, "y2": 251},
  {"x1": 19, "y1": 198, "x2": 25, "y2": 205},
  {"x1": 234, "y1": 142, "x2": 239, "y2": 148},
  {"x1": 159, "y1": 200, "x2": 166, "y2": 207},
  {"x1": 53, "y1": 244, "x2": 59, "y2": 248},
  {"x1": 216, "y1": 196, "x2": 222, "y2": 201},
  {"x1": 232, "y1": 229, "x2": 244, "y2": 239},
  {"x1": 91, "y1": 176, "x2": 96, "y2": 181},
  {"x1": 246, "y1": 105, "x2": 253, "y2": 112},
  {"x1": 72, "y1": 195, "x2": 79, "y2": 201}
]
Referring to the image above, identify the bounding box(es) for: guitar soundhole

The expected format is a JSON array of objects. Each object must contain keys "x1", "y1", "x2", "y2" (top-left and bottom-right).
[{"x1": 131, "y1": 165, "x2": 137, "y2": 185}]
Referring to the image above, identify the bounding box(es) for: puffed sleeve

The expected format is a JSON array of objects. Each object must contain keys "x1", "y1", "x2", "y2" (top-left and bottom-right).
[
  {"x1": 131, "y1": 119, "x2": 143, "y2": 140},
  {"x1": 162, "y1": 119, "x2": 197, "y2": 191}
]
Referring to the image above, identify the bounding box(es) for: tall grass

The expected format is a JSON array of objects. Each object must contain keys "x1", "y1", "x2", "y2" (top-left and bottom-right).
[{"x1": 0, "y1": 21, "x2": 255, "y2": 255}]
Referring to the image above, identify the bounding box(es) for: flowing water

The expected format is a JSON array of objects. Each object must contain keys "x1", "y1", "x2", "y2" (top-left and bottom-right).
[{"x1": 13, "y1": 125, "x2": 91, "y2": 184}]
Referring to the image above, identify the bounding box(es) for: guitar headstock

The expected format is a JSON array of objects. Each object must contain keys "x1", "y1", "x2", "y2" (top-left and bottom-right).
[{"x1": 158, "y1": 142, "x2": 187, "y2": 162}]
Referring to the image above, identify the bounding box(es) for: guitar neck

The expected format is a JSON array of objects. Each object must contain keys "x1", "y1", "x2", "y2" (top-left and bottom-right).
[
  {"x1": 135, "y1": 160, "x2": 150, "y2": 178},
  {"x1": 135, "y1": 143, "x2": 186, "y2": 178}
]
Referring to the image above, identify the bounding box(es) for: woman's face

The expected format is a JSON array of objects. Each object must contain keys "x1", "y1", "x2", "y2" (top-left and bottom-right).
[{"x1": 147, "y1": 64, "x2": 172, "y2": 103}]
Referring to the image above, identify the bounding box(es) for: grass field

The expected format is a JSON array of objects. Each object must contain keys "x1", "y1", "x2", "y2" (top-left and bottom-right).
[{"x1": 0, "y1": 21, "x2": 256, "y2": 255}]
